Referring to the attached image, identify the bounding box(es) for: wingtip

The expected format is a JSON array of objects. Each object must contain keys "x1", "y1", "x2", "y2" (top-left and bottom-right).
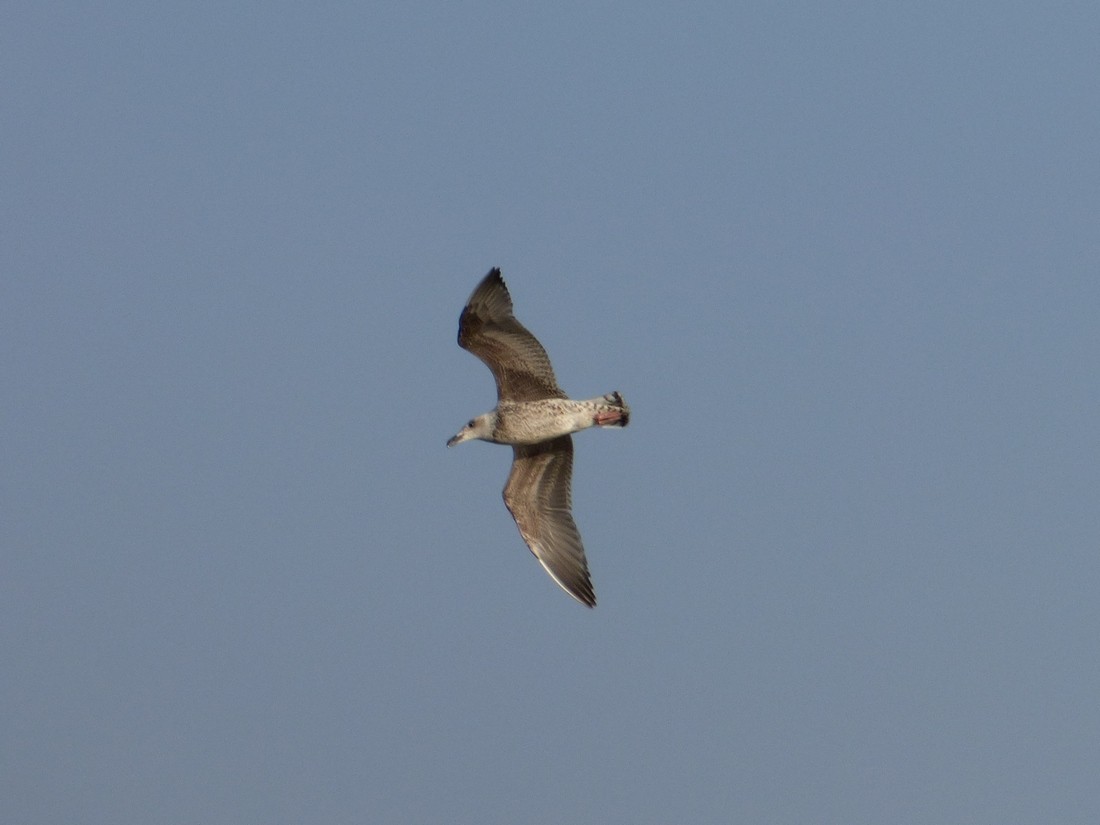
[
  {"x1": 469, "y1": 267, "x2": 507, "y2": 298},
  {"x1": 563, "y1": 586, "x2": 597, "y2": 608},
  {"x1": 542, "y1": 562, "x2": 597, "y2": 608}
]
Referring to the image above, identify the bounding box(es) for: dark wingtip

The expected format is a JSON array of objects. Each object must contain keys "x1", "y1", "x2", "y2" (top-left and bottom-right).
[
  {"x1": 471, "y1": 267, "x2": 507, "y2": 298},
  {"x1": 574, "y1": 582, "x2": 597, "y2": 608}
]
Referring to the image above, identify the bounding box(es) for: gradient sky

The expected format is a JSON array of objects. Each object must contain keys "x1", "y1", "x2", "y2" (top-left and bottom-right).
[{"x1": 5, "y1": 3, "x2": 1100, "y2": 823}]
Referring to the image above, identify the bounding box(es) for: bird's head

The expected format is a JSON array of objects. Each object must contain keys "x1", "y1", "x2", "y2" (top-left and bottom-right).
[{"x1": 447, "y1": 412, "x2": 496, "y2": 447}]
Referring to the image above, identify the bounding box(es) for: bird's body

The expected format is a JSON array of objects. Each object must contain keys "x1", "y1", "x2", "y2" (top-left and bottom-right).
[
  {"x1": 451, "y1": 394, "x2": 629, "y2": 446},
  {"x1": 447, "y1": 268, "x2": 629, "y2": 607}
]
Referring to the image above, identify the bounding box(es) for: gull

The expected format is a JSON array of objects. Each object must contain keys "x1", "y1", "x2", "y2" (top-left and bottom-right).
[{"x1": 447, "y1": 268, "x2": 630, "y2": 607}]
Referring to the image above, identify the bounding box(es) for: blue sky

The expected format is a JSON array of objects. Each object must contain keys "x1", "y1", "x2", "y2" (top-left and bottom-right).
[{"x1": 4, "y1": 2, "x2": 1100, "y2": 823}]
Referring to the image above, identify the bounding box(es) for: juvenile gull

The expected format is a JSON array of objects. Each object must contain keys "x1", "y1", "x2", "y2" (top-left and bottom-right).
[{"x1": 447, "y1": 268, "x2": 630, "y2": 607}]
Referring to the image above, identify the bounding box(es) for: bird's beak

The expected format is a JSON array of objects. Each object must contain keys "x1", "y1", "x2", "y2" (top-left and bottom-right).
[{"x1": 446, "y1": 431, "x2": 464, "y2": 448}]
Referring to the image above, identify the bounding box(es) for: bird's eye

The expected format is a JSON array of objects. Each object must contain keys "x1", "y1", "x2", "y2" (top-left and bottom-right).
[{"x1": 468, "y1": 419, "x2": 476, "y2": 428}]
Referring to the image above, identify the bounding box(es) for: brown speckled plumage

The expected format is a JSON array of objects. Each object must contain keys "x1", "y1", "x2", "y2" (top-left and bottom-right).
[{"x1": 448, "y1": 269, "x2": 629, "y2": 608}]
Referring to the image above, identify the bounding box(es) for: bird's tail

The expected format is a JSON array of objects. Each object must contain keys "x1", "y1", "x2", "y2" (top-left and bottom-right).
[{"x1": 595, "y1": 391, "x2": 630, "y2": 427}]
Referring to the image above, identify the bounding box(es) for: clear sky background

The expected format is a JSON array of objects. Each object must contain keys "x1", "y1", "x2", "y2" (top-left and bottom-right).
[{"x1": 4, "y1": 3, "x2": 1099, "y2": 823}]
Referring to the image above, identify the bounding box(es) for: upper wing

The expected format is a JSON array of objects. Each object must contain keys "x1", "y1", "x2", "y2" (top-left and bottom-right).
[
  {"x1": 502, "y1": 436, "x2": 595, "y2": 607},
  {"x1": 457, "y1": 269, "x2": 567, "y2": 403}
]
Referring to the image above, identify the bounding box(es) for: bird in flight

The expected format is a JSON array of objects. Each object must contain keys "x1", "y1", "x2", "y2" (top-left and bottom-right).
[{"x1": 448, "y1": 268, "x2": 630, "y2": 607}]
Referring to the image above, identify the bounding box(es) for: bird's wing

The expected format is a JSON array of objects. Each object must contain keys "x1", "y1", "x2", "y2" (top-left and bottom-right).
[
  {"x1": 502, "y1": 436, "x2": 595, "y2": 607},
  {"x1": 458, "y1": 268, "x2": 566, "y2": 403}
]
